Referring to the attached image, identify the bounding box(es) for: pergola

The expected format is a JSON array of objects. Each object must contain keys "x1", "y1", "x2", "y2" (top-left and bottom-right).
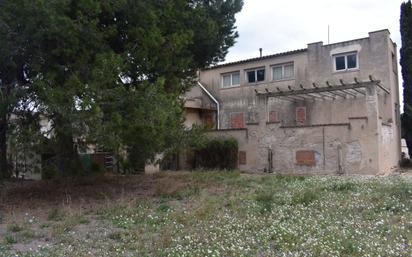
[{"x1": 254, "y1": 76, "x2": 390, "y2": 102}]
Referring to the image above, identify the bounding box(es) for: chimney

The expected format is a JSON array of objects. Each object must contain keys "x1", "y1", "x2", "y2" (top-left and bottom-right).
[{"x1": 259, "y1": 48, "x2": 262, "y2": 57}]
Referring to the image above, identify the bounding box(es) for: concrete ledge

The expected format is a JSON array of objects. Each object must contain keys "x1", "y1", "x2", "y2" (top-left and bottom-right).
[
  {"x1": 349, "y1": 116, "x2": 368, "y2": 120},
  {"x1": 280, "y1": 123, "x2": 350, "y2": 129},
  {"x1": 214, "y1": 128, "x2": 248, "y2": 131}
]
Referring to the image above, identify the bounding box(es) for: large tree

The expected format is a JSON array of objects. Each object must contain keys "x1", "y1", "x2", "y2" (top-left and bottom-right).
[
  {"x1": 0, "y1": 0, "x2": 49, "y2": 178},
  {"x1": 401, "y1": 0, "x2": 412, "y2": 156},
  {"x1": 0, "y1": 0, "x2": 243, "y2": 178}
]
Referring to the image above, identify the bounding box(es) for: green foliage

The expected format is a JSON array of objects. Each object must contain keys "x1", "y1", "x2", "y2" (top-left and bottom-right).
[
  {"x1": 386, "y1": 181, "x2": 411, "y2": 201},
  {"x1": 291, "y1": 188, "x2": 320, "y2": 205},
  {"x1": 47, "y1": 209, "x2": 65, "y2": 222},
  {"x1": 194, "y1": 137, "x2": 238, "y2": 170},
  {"x1": 3, "y1": 234, "x2": 16, "y2": 244},
  {"x1": 157, "y1": 203, "x2": 172, "y2": 213},
  {"x1": 0, "y1": 0, "x2": 244, "y2": 177},
  {"x1": 328, "y1": 181, "x2": 357, "y2": 192},
  {"x1": 401, "y1": 1, "x2": 412, "y2": 154},
  {"x1": 7, "y1": 223, "x2": 22, "y2": 233},
  {"x1": 41, "y1": 165, "x2": 60, "y2": 180},
  {"x1": 255, "y1": 190, "x2": 274, "y2": 213},
  {"x1": 90, "y1": 161, "x2": 103, "y2": 174}
]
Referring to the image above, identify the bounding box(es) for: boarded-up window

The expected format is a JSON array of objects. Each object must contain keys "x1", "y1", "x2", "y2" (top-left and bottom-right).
[
  {"x1": 239, "y1": 151, "x2": 246, "y2": 165},
  {"x1": 204, "y1": 112, "x2": 215, "y2": 128},
  {"x1": 269, "y1": 111, "x2": 278, "y2": 123},
  {"x1": 230, "y1": 112, "x2": 245, "y2": 128},
  {"x1": 296, "y1": 107, "x2": 306, "y2": 123},
  {"x1": 296, "y1": 150, "x2": 315, "y2": 166}
]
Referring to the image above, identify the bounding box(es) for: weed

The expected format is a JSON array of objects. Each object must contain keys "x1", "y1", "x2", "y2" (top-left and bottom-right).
[
  {"x1": 71, "y1": 214, "x2": 90, "y2": 225},
  {"x1": 291, "y1": 188, "x2": 320, "y2": 205},
  {"x1": 329, "y1": 181, "x2": 357, "y2": 192},
  {"x1": 7, "y1": 223, "x2": 22, "y2": 233},
  {"x1": 47, "y1": 209, "x2": 65, "y2": 221},
  {"x1": 387, "y1": 182, "x2": 411, "y2": 201},
  {"x1": 20, "y1": 229, "x2": 36, "y2": 240},
  {"x1": 108, "y1": 231, "x2": 123, "y2": 241},
  {"x1": 0, "y1": 173, "x2": 410, "y2": 257},
  {"x1": 255, "y1": 190, "x2": 274, "y2": 213},
  {"x1": 342, "y1": 239, "x2": 359, "y2": 255},
  {"x1": 4, "y1": 234, "x2": 16, "y2": 244},
  {"x1": 40, "y1": 223, "x2": 50, "y2": 229},
  {"x1": 193, "y1": 198, "x2": 218, "y2": 220},
  {"x1": 157, "y1": 203, "x2": 172, "y2": 213}
]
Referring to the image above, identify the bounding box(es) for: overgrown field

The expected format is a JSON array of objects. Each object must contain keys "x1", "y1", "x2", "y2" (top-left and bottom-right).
[{"x1": 0, "y1": 172, "x2": 411, "y2": 256}]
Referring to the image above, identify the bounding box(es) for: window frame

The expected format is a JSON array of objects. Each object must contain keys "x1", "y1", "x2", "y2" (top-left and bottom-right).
[
  {"x1": 271, "y1": 62, "x2": 295, "y2": 81},
  {"x1": 245, "y1": 67, "x2": 265, "y2": 84},
  {"x1": 221, "y1": 71, "x2": 240, "y2": 88},
  {"x1": 333, "y1": 51, "x2": 358, "y2": 72}
]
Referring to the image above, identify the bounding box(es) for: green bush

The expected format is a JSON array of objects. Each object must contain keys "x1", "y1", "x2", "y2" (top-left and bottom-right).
[
  {"x1": 90, "y1": 161, "x2": 103, "y2": 174},
  {"x1": 194, "y1": 137, "x2": 238, "y2": 170},
  {"x1": 41, "y1": 164, "x2": 60, "y2": 180}
]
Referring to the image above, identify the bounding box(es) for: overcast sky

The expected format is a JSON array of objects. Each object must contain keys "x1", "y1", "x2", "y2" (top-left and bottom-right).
[
  {"x1": 224, "y1": 0, "x2": 406, "y2": 105},
  {"x1": 226, "y1": 0, "x2": 404, "y2": 61}
]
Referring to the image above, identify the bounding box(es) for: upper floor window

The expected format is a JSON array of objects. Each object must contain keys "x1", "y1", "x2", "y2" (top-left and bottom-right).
[
  {"x1": 334, "y1": 52, "x2": 358, "y2": 71},
  {"x1": 272, "y1": 63, "x2": 294, "y2": 81},
  {"x1": 392, "y1": 52, "x2": 397, "y2": 74},
  {"x1": 246, "y1": 68, "x2": 265, "y2": 83},
  {"x1": 222, "y1": 71, "x2": 240, "y2": 87}
]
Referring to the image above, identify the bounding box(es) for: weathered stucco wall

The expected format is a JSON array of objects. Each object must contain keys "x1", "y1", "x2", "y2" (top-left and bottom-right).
[{"x1": 198, "y1": 29, "x2": 400, "y2": 175}]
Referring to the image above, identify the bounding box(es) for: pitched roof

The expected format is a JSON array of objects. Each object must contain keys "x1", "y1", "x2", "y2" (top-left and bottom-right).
[{"x1": 204, "y1": 48, "x2": 307, "y2": 70}]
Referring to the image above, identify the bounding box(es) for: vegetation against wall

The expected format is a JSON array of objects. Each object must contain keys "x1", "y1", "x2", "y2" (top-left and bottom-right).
[
  {"x1": 401, "y1": 0, "x2": 412, "y2": 155},
  {"x1": 194, "y1": 137, "x2": 238, "y2": 170}
]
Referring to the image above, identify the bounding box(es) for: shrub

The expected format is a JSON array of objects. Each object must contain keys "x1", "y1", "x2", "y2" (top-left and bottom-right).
[
  {"x1": 41, "y1": 164, "x2": 60, "y2": 180},
  {"x1": 194, "y1": 137, "x2": 238, "y2": 170},
  {"x1": 90, "y1": 161, "x2": 103, "y2": 174}
]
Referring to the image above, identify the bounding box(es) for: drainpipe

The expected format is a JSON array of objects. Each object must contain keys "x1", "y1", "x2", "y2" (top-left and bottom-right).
[{"x1": 197, "y1": 81, "x2": 220, "y2": 130}]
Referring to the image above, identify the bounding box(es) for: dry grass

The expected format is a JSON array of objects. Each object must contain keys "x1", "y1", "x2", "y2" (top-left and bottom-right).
[{"x1": 0, "y1": 172, "x2": 410, "y2": 256}]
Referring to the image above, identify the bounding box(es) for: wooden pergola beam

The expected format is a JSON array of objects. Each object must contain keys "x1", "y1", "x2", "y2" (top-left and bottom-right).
[{"x1": 257, "y1": 80, "x2": 381, "y2": 98}]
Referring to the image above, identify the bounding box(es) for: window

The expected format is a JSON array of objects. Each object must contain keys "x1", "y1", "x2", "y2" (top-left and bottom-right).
[
  {"x1": 272, "y1": 63, "x2": 294, "y2": 80},
  {"x1": 222, "y1": 71, "x2": 240, "y2": 87},
  {"x1": 392, "y1": 53, "x2": 397, "y2": 74},
  {"x1": 246, "y1": 68, "x2": 265, "y2": 83},
  {"x1": 334, "y1": 52, "x2": 358, "y2": 71}
]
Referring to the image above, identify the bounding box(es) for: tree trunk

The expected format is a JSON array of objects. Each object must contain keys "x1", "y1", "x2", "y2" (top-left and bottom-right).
[
  {"x1": 52, "y1": 114, "x2": 84, "y2": 177},
  {"x1": 0, "y1": 112, "x2": 9, "y2": 179}
]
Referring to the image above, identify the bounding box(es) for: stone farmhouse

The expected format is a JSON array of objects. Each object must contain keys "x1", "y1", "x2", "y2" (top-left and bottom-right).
[{"x1": 183, "y1": 29, "x2": 401, "y2": 175}]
